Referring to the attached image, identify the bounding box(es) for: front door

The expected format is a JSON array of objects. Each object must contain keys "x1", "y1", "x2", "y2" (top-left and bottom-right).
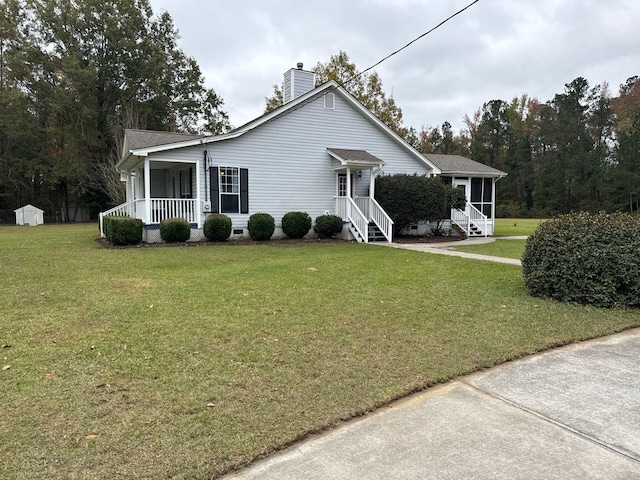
[
  {"x1": 452, "y1": 178, "x2": 470, "y2": 215},
  {"x1": 337, "y1": 173, "x2": 356, "y2": 198}
]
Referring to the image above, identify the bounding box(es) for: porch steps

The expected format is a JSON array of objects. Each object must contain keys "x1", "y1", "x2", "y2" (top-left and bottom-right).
[
  {"x1": 368, "y1": 223, "x2": 388, "y2": 242},
  {"x1": 468, "y1": 223, "x2": 484, "y2": 236},
  {"x1": 348, "y1": 222, "x2": 389, "y2": 243}
]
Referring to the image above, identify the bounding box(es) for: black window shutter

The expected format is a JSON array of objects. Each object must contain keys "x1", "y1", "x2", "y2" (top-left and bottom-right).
[
  {"x1": 210, "y1": 167, "x2": 219, "y2": 213},
  {"x1": 240, "y1": 168, "x2": 249, "y2": 214}
]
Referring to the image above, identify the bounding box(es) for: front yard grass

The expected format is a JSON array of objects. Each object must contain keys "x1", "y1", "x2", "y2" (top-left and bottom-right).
[
  {"x1": 494, "y1": 218, "x2": 544, "y2": 236},
  {"x1": 2, "y1": 223, "x2": 640, "y2": 479},
  {"x1": 455, "y1": 239, "x2": 527, "y2": 260}
]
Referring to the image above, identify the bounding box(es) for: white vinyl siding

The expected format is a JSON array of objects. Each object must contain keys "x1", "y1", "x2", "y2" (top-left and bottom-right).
[{"x1": 139, "y1": 89, "x2": 433, "y2": 231}]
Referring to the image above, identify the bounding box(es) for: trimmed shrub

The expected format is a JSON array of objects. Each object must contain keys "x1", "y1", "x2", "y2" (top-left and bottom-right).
[
  {"x1": 522, "y1": 212, "x2": 640, "y2": 308},
  {"x1": 104, "y1": 215, "x2": 142, "y2": 246},
  {"x1": 282, "y1": 211, "x2": 312, "y2": 239},
  {"x1": 159, "y1": 217, "x2": 191, "y2": 243},
  {"x1": 203, "y1": 213, "x2": 232, "y2": 241},
  {"x1": 314, "y1": 214, "x2": 343, "y2": 239},
  {"x1": 248, "y1": 213, "x2": 275, "y2": 241}
]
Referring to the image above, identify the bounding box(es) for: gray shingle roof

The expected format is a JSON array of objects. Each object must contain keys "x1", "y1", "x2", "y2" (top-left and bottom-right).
[
  {"x1": 327, "y1": 148, "x2": 385, "y2": 165},
  {"x1": 425, "y1": 154, "x2": 507, "y2": 177},
  {"x1": 124, "y1": 129, "x2": 206, "y2": 151}
]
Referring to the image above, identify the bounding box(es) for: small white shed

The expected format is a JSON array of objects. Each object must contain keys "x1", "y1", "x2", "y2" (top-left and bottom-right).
[{"x1": 14, "y1": 204, "x2": 45, "y2": 226}]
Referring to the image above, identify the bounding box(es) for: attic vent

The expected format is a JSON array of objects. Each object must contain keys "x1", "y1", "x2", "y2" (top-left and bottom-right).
[{"x1": 324, "y1": 92, "x2": 335, "y2": 109}]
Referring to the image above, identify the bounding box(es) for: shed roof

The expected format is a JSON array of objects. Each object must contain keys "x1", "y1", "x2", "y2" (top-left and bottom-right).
[
  {"x1": 14, "y1": 204, "x2": 44, "y2": 213},
  {"x1": 425, "y1": 154, "x2": 507, "y2": 177}
]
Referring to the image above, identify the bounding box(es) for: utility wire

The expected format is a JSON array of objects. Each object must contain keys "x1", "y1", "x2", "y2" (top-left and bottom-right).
[{"x1": 345, "y1": 0, "x2": 480, "y2": 85}]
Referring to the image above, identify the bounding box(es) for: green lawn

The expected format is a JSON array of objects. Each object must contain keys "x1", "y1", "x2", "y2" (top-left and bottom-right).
[
  {"x1": 494, "y1": 218, "x2": 544, "y2": 236},
  {"x1": 2, "y1": 224, "x2": 639, "y2": 479},
  {"x1": 455, "y1": 239, "x2": 527, "y2": 260}
]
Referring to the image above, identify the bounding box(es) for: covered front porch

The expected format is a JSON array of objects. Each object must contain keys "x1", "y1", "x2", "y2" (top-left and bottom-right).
[
  {"x1": 99, "y1": 156, "x2": 202, "y2": 238},
  {"x1": 328, "y1": 149, "x2": 393, "y2": 243}
]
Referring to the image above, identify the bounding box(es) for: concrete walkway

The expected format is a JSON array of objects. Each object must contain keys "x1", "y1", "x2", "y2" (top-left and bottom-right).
[
  {"x1": 381, "y1": 236, "x2": 526, "y2": 266},
  {"x1": 222, "y1": 328, "x2": 640, "y2": 479}
]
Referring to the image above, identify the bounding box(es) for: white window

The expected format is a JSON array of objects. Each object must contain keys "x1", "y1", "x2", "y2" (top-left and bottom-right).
[
  {"x1": 338, "y1": 173, "x2": 347, "y2": 197},
  {"x1": 220, "y1": 166, "x2": 239, "y2": 213},
  {"x1": 179, "y1": 169, "x2": 192, "y2": 198}
]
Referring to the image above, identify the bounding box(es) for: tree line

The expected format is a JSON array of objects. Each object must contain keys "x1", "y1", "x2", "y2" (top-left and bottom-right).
[
  {"x1": 0, "y1": 0, "x2": 230, "y2": 221},
  {"x1": 267, "y1": 52, "x2": 640, "y2": 217},
  {"x1": 1, "y1": 0, "x2": 638, "y2": 221}
]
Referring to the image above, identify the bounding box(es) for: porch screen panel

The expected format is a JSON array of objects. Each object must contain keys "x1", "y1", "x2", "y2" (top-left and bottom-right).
[
  {"x1": 209, "y1": 167, "x2": 219, "y2": 213},
  {"x1": 471, "y1": 178, "x2": 482, "y2": 202},
  {"x1": 483, "y1": 178, "x2": 492, "y2": 202}
]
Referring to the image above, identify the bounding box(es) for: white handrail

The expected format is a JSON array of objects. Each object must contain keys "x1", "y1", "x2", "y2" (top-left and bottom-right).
[
  {"x1": 99, "y1": 200, "x2": 138, "y2": 237},
  {"x1": 368, "y1": 197, "x2": 393, "y2": 242},
  {"x1": 451, "y1": 203, "x2": 488, "y2": 237},
  {"x1": 347, "y1": 197, "x2": 369, "y2": 243}
]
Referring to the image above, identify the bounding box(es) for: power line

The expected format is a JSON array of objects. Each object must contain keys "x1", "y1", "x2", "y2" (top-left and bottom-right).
[{"x1": 346, "y1": 0, "x2": 480, "y2": 85}]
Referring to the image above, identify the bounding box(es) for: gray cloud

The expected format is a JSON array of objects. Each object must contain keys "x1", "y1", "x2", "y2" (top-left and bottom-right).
[{"x1": 150, "y1": 0, "x2": 640, "y2": 132}]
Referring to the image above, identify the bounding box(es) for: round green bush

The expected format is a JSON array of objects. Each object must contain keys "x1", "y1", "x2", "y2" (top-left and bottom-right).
[
  {"x1": 522, "y1": 212, "x2": 640, "y2": 308},
  {"x1": 248, "y1": 213, "x2": 275, "y2": 241},
  {"x1": 203, "y1": 213, "x2": 232, "y2": 241},
  {"x1": 314, "y1": 214, "x2": 344, "y2": 239},
  {"x1": 282, "y1": 211, "x2": 312, "y2": 239},
  {"x1": 159, "y1": 217, "x2": 191, "y2": 243}
]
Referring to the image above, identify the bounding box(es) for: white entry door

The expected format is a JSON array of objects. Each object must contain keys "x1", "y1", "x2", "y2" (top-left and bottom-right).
[{"x1": 452, "y1": 178, "x2": 470, "y2": 215}]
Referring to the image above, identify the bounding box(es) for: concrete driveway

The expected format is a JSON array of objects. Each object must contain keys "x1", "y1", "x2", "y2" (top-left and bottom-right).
[{"x1": 222, "y1": 328, "x2": 640, "y2": 479}]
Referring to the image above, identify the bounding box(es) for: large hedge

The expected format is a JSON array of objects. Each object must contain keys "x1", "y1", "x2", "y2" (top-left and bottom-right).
[
  {"x1": 375, "y1": 174, "x2": 464, "y2": 236},
  {"x1": 522, "y1": 212, "x2": 640, "y2": 308}
]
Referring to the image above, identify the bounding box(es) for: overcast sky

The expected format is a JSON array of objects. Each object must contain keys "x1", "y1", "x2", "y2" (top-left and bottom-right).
[{"x1": 148, "y1": 0, "x2": 639, "y2": 133}]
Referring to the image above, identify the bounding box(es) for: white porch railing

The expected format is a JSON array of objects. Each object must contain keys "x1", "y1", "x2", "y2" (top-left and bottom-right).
[
  {"x1": 99, "y1": 200, "x2": 143, "y2": 237},
  {"x1": 451, "y1": 203, "x2": 489, "y2": 237},
  {"x1": 149, "y1": 199, "x2": 197, "y2": 224},
  {"x1": 99, "y1": 198, "x2": 197, "y2": 237},
  {"x1": 355, "y1": 197, "x2": 393, "y2": 242},
  {"x1": 336, "y1": 196, "x2": 393, "y2": 243},
  {"x1": 335, "y1": 197, "x2": 368, "y2": 242}
]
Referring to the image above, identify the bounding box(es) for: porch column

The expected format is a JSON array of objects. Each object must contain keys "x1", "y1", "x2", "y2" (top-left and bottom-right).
[
  {"x1": 369, "y1": 168, "x2": 376, "y2": 199},
  {"x1": 346, "y1": 166, "x2": 352, "y2": 219},
  {"x1": 144, "y1": 157, "x2": 151, "y2": 224},
  {"x1": 195, "y1": 159, "x2": 202, "y2": 228}
]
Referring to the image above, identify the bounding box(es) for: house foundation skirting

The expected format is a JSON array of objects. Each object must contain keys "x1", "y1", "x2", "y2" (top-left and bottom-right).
[{"x1": 142, "y1": 224, "x2": 204, "y2": 243}]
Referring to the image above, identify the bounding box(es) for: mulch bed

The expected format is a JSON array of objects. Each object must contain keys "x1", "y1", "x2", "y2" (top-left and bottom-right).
[{"x1": 96, "y1": 235, "x2": 465, "y2": 249}]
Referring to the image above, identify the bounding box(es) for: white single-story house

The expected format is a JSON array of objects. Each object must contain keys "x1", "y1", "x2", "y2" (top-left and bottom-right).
[
  {"x1": 15, "y1": 204, "x2": 44, "y2": 226},
  {"x1": 100, "y1": 64, "x2": 506, "y2": 242}
]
